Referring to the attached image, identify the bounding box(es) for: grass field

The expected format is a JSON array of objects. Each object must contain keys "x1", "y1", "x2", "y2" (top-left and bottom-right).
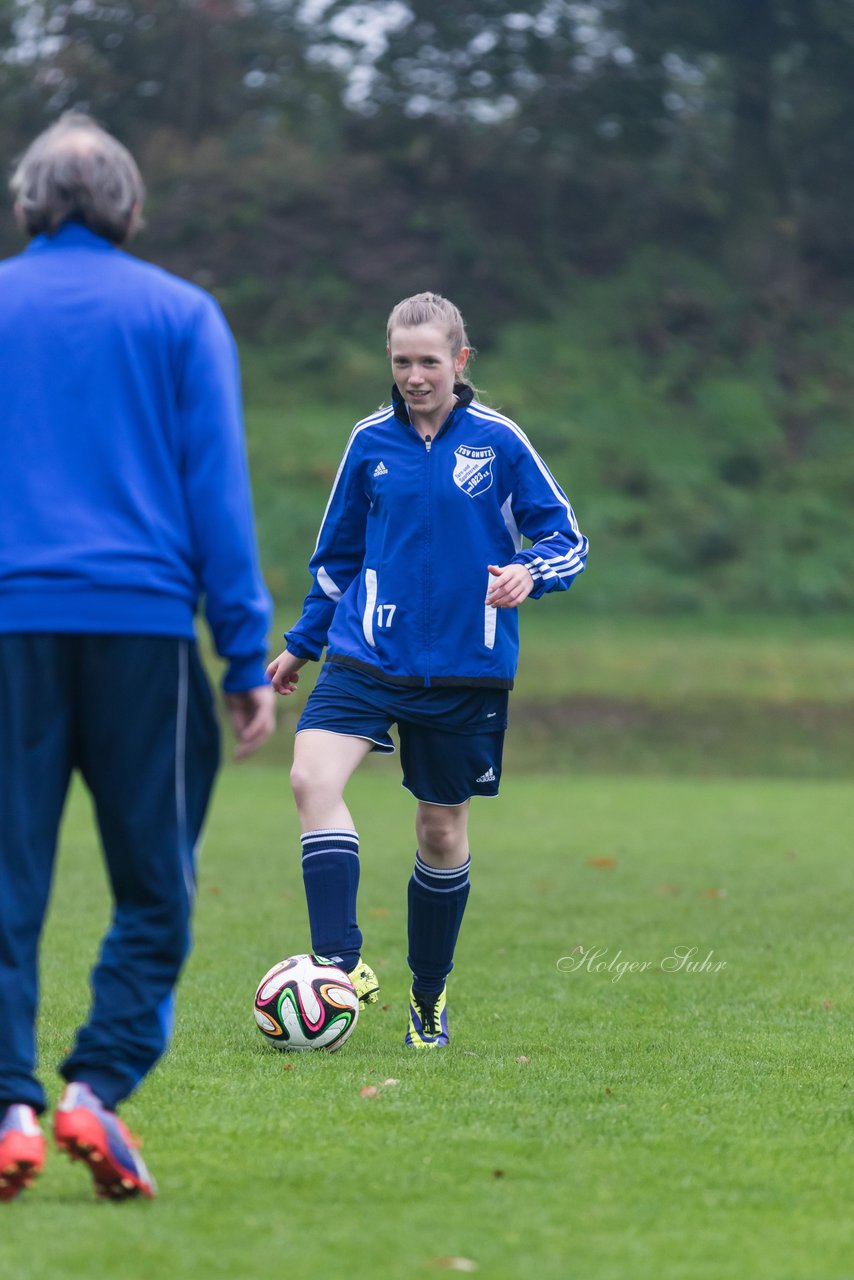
[
  {"x1": 253, "y1": 610, "x2": 854, "y2": 777},
  {"x1": 2, "y1": 755, "x2": 852, "y2": 1278}
]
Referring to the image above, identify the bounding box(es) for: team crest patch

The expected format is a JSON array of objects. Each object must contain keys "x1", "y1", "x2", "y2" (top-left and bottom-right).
[{"x1": 453, "y1": 445, "x2": 496, "y2": 497}]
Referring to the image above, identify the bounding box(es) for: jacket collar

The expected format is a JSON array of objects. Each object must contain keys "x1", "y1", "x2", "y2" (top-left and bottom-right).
[
  {"x1": 392, "y1": 381, "x2": 474, "y2": 427},
  {"x1": 25, "y1": 220, "x2": 119, "y2": 254}
]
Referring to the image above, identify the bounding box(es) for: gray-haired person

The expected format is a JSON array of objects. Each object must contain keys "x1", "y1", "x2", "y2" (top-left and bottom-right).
[{"x1": 0, "y1": 113, "x2": 275, "y2": 1202}]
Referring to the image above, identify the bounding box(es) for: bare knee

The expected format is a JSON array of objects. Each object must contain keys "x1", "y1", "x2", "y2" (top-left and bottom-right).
[
  {"x1": 290, "y1": 758, "x2": 340, "y2": 815},
  {"x1": 289, "y1": 732, "x2": 371, "y2": 830},
  {"x1": 290, "y1": 758, "x2": 317, "y2": 806},
  {"x1": 416, "y1": 803, "x2": 469, "y2": 866}
]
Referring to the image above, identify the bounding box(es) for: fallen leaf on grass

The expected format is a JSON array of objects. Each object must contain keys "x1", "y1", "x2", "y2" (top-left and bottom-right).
[
  {"x1": 514, "y1": 1055, "x2": 530, "y2": 1064},
  {"x1": 822, "y1": 1000, "x2": 834, "y2": 1010},
  {"x1": 433, "y1": 1259, "x2": 478, "y2": 1273},
  {"x1": 367, "y1": 907, "x2": 390, "y2": 919},
  {"x1": 703, "y1": 887, "x2": 727, "y2": 899},
  {"x1": 587, "y1": 856, "x2": 616, "y2": 869},
  {"x1": 207, "y1": 885, "x2": 221, "y2": 895},
  {"x1": 381, "y1": 1003, "x2": 391, "y2": 1012},
  {"x1": 282, "y1": 1061, "x2": 295, "y2": 1072},
  {"x1": 492, "y1": 1169, "x2": 505, "y2": 1179},
  {"x1": 360, "y1": 1078, "x2": 399, "y2": 1098},
  {"x1": 657, "y1": 883, "x2": 681, "y2": 897}
]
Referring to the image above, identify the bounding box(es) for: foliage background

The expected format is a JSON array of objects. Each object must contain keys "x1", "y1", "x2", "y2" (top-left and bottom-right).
[
  {"x1": 2, "y1": 13, "x2": 852, "y2": 1275},
  {"x1": 3, "y1": 0, "x2": 854, "y2": 612}
]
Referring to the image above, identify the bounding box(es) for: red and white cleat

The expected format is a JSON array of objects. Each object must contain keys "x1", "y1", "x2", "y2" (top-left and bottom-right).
[
  {"x1": 0, "y1": 1104, "x2": 46, "y2": 1202},
  {"x1": 54, "y1": 1083, "x2": 157, "y2": 1201}
]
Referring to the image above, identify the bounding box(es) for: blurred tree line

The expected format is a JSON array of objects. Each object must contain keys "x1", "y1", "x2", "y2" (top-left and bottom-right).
[
  {"x1": 4, "y1": 0, "x2": 854, "y2": 330},
  {"x1": 2, "y1": 0, "x2": 854, "y2": 611}
]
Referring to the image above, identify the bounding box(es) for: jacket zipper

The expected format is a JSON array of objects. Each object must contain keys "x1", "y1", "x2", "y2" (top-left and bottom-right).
[{"x1": 423, "y1": 434, "x2": 432, "y2": 687}]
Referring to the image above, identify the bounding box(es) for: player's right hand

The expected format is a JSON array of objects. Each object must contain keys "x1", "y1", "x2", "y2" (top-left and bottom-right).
[
  {"x1": 225, "y1": 685, "x2": 276, "y2": 760},
  {"x1": 266, "y1": 648, "x2": 307, "y2": 695}
]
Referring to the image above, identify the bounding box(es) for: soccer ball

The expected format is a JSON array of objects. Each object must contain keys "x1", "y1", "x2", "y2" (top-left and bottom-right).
[{"x1": 253, "y1": 953, "x2": 360, "y2": 1052}]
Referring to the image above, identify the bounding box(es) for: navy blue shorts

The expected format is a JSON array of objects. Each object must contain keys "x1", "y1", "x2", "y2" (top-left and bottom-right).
[{"x1": 296, "y1": 662, "x2": 508, "y2": 806}]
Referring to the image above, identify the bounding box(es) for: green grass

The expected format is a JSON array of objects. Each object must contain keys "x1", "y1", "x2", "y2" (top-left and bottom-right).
[
  {"x1": 231, "y1": 610, "x2": 854, "y2": 778},
  {"x1": 513, "y1": 608, "x2": 854, "y2": 702},
  {"x1": 508, "y1": 611, "x2": 854, "y2": 778},
  {"x1": 237, "y1": 307, "x2": 854, "y2": 615},
  {"x1": 2, "y1": 766, "x2": 852, "y2": 1279}
]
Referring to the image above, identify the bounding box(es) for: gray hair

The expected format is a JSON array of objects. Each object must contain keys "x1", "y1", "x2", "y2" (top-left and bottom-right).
[{"x1": 10, "y1": 112, "x2": 145, "y2": 244}]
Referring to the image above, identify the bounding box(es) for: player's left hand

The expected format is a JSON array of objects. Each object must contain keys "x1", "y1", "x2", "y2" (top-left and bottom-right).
[{"x1": 485, "y1": 563, "x2": 535, "y2": 608}]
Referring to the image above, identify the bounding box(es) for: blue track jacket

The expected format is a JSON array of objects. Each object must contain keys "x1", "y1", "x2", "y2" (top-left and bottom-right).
[
  {"x1": 0, "y1": 223, "x2": 271, "y2": 691},
  {"x1": 285, "y1": 386, "x2": 588, "y2": 687}
]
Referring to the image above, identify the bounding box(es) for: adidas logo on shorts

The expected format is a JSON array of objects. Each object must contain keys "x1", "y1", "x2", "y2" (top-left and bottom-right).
[
  {"x1": 373, "y1": 461, "x2": 389, "y2": 477},
  {"x1": 475, "y1": 766, "x2": 496, "y2": 784}
]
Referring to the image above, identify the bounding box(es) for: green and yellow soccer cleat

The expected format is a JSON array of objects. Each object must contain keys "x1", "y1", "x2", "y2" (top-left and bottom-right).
[
  {"x1": 347, "y1": 958, "x2": 380, "y2": 1007},
  {"x1": 405, "y1": 985, "x2": 449, "y2": 1047}
]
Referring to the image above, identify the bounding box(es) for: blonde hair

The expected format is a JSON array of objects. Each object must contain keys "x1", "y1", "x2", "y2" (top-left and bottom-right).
[{"x1": 386, "y1": 292, "x2": 476, "y2": 386}]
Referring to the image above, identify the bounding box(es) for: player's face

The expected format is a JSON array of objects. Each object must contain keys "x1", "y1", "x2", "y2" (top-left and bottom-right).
[{"x1": 388, "y1": 322, "x2": 469, "y2": 429}]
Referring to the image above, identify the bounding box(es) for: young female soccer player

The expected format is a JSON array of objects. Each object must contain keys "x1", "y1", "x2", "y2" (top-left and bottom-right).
[{"x1": 267, "y1": 293, "x2": 587, "y2": 1047}]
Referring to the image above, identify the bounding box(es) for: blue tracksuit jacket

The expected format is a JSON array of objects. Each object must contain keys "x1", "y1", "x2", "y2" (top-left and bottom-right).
[
  {"x1": 285, "y1": 385, "x2": 587, "y2": 687},
  {"x1": 0, "y1": 222, "x2": 271, "y2": 691}
]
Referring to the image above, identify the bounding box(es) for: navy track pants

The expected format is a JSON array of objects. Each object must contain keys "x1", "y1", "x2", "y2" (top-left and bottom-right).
[{"x1": 0, "y1": 634, "x2": 219, "y2": 1113}]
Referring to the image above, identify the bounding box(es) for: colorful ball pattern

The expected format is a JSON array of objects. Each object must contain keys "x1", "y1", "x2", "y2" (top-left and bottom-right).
[{"x1": 253, "y1": 953, "x2": 360, "y2": 1052}]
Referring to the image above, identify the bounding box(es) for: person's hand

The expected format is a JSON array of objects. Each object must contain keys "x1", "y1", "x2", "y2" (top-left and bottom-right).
[
  {"x1": 224, "y1": 685, "x2": 276, "y2": 760},
  {"x1": 266, "y1": 648, "x2": 307, "y2": 695},
  {"x1": 485, "y1": 563, "x2": 535, "y2": 608}
]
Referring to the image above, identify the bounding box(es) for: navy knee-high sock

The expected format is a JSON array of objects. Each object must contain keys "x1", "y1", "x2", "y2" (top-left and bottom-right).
[
  {"x1": 300, "y1": 829, "x2": 362, "y2": 971},
  {"x1": 407, "y1": 853, "x2": 471, "y2": 997}
]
